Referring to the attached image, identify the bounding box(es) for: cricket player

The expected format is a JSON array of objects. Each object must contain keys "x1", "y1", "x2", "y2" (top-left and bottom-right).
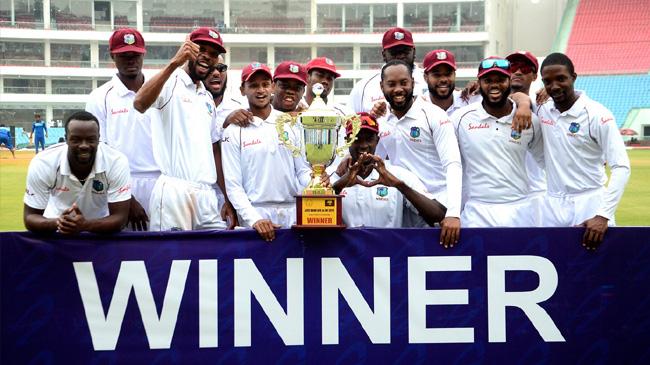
[
  {"x1": 30, "y1": 113, "x2": 48, "y2": 154},
  {"x1": 0, "y1": 124, "x2": 16, "y2": 158},
  {"x1": 537, "y1": 52, "x2": 630, "y2": 249},
  {"x1": 23, "y1": 111, "x2": 131, "y2": 234},
  {"x1": 453, "y1": 57, "x2": 544, "y2": 227}
]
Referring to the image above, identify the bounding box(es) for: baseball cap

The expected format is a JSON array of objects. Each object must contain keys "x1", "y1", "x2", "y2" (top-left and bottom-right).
[
  {"x1": 306, "y1": 57, "x2": 341, "y2": 78},
  {"x1": 346, "y1": 112, "x2": 380, "y2": 136},
  {"x1": 241, "y1": 62, "x2": 272, "y2": 83},
  {"x1": 477, "y1": 57, "x2": 511, "y2": 78},
  {"x1": 506, "y1": 51, "x2": 539, "y2": 72},
  {"x1": 423, "y1": 49, "x2": 456, "y2": 72},
  {"x1": 382, "y1": 27, "x2": 414, "y2": 50},
  {"x1": 109, "y1": 28, "x2": 146, "y2": 54},
  {"x1": 273, "y1": 61, "x2": 307, "y2": 85},
  {"x1": 189, "y1": 27, "x2": 226, "y2": 54}
]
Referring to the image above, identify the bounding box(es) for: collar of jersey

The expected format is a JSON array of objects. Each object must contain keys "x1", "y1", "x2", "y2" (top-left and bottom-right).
[
  {"x1": 59, "y1": 143, "x2": 105, "y2": 179},
  {"x1": 112, "y1": 74, "x2": 142, "y2": 97},
  {"x1": 178, "y1": 68, "x2": 207, "y2": 94},
  {"x1": 476, "y1": 99, "x2": 516, "y2": 124},
  {"x1": 552, "y1": 90, "x2": 587, "y2": 117}
]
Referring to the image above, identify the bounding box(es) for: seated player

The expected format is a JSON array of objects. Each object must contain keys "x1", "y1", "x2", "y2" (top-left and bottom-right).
[
  {"x1": 221, "y1": 62, "x2": 312, "y2": 241},
  {"x1": 23, "y1": 111, "x2": 131, "y2": 234},
  {"x1": 332, "y1": 113, "x2": 446, "y2": 228}
]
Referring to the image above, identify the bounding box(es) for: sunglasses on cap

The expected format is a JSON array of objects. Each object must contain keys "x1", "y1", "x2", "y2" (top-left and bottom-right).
[
  {"x1": 509, "y1": 61, "x2": 535, "y2": 74},
  {"x1": 479, "y1": 58, "x2": 510, "y2": 71},
  {"x1": 214, "y1": 63, "x2": 228, "y2": 72}
]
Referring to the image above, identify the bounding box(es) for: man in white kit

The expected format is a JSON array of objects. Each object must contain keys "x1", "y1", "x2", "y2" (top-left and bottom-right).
[
  {"x1": 85, "y1": 28, "x2": 157, "y2": 231},
  {"x1": 221, "y1": 63, "x2": 311, "y2": 241},
  {"x1": 452, "y1": 57, "x2": 544, "y2": 227},
  {"x1": 331, "y1": 113, "x2": 446, "y2": 227},
  {"x1": 420, "y1": 49, "x2": 480, "y2": 116},
  {"x1": 348, "y1": 27, "x2": 428, "y2": 115},
  {"x1": 537, "y1": 52, "x2": 630, "y2": 249},
  {"x1": 378, "y1": 60, "x2": 463, "y2": 248},
  {"x1": 134, "y1": 27, "x2": 235, "y2": 231},
  {"x1": 23, "y1": 111, "x2": 131, "y2": 234}
]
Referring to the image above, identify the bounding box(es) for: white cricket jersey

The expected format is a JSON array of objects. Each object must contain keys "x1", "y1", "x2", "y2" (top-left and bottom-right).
[
  {"x1": 348, "y1": 66, "x2": 428, "y2": 114},
  {"x1": 86, "y1": 74, "x2": 159, "y2": 175},
  {"x1": 215, "y1": 95, "x2": 246, "y2": 129},
  {"x1": 420, "y1": 90, "x2": 481, "y2": 117},
  {"x1": 24, "y1": 143, "x2": 131, "y2": 219},
  {"x1": 333, "y1": 162, "x2": 432, "y2": 228},
  {"x1": 150, "y1": 68, "x2": 220, "y2": 185},
  {"x1": 377, "y1": 96, "x2": 462, "y2": 217},
  {"x1": 536, "y1": 91, "x2": 630, "y2": 220},
  {"x1": 221, "y1": 108, "x2": 312, "y2": 226},
  {"x1": 452, "y1": 100, "x2": 544, "y2": 204}
]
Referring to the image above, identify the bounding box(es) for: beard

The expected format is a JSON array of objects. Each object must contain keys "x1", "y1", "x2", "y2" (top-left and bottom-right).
[
  {"x1": 385, "y1": 89, "x2": 414, "y2": 113},
  {"x1": 479, "y1": 86, "x2": 511, "y2": 109},
  {"x1": 428, "y1": 81, "x2": 455, "y2": 100},
  {"x1": 188, "y1": 60, "x2": 211, "y2": 82},
  {"x1": 209, "y1": 77, "x2": 227, "y2": 99}
]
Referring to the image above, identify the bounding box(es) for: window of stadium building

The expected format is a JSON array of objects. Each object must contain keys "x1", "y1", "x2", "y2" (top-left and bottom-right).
[
  {"x1": 51, "y1": 43, "x2": 91, "y2": 68},
  {"x1": 315, "y1": 47, "x2": 353, "y2": 70},
  {"x1": 53, "y1": 108, "x2": 84, "y2": 127},
  {"x1": 417, "y1": 45, "x2": 484, "y2": 68},
  {"x1": 460, "y1": 1, "x2": 485, "y2": 31},
  {"x1": 51, "y1": 0, "x2": 92, "y2": 30},
  {"x1": 344, "y1": 4, "x2": 370, "y2": 32},
  {"x1": 0, "y1": 109, "x2": 45, "y2": 127},
  {"x1": 142, "y1": 45, "x2": 179, "y2": 68},
  {"x1": 372, "y1": 4, "x2": 397, "y2": 31},
  {"x1": 404, "y1": 3, "x2": 431, "y2": 32},
  {"x1": 334, "y1": 78, "x2": 354, "y2": 97},
  {"x1": 274, "y1": 47, "x2": 311, "y2": 65},
  {"x1": 431, "y1": 2, "x2": 458, "y2": 32},
  {"x1": 93, "y1": 1, "x2": 137, "y2": 31},
  {"x1": 360, "y1": 47, "x2": 383, "y2": 70},
  {"x1": 0, "y1": 0, "x2": 44, "y2": 28},
  {"x1": 0, "y1": 42, "x2": 45, "y2": 66},
  {"x1": 231, "y1": 0, "x2": 309, "y2": 33},
  {"x1": 51, "y1": 79, "x2": 93, "y2": 95},
  {"x1": 316, "y1": 4, "x2": 342, "y2": 33},
  {"x1": 143, "y1": 0, "x2": 224, "y2": 33},
  {"x1": 230, "y1": 47, "x2": 267, "y2": 69},
  {"x1": 3, "y1": 78, "x2": 46, "y2": 94}
]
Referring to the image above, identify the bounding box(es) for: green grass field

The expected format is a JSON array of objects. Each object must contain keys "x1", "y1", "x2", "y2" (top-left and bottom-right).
[{"x1": 1, "y1": 149, "x2": 649, "y2": 231}]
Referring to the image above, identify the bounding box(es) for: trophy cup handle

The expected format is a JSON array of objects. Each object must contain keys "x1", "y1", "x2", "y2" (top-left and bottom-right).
[
  {"x1": 276, "y1": 113, "x2": 302, "y2": 157},
  {"x1": 335, "y1": 114, "x2": 362, "y2": 157}
]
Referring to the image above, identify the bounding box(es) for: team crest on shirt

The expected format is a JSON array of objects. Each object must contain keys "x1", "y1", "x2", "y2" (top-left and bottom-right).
[
  {"x1": 410, "y1": 126, "x2": 420, "y2": 138},
  {"x1": 92, "y1": 180, "x2": 105, "y2": 194},
  {"x1": 123, "y1": 34, "x2": 135, "y2": 45},
  {"x1": 510, "y1": 130, "x2": 521, "y2": 140},
  {"x1": 568, "y1": 122, "x2": 580, "y2": 134},
  {"x1": 376, "y1": 186, "x2": 389, "y2": 200},
  {"x1": 206, "y1": 102, "x2": 213, "y2": 116}
]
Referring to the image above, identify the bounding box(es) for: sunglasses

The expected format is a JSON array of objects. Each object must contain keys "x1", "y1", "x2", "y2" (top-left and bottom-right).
[
  {"x1": 509, "y1": 62, "x2": 535, "y2": 74},
  {"x1": 214, "y1": 63, "x2": 228, "y2": 72},
  {"x1": 479, "y1": 59, "x2": 510, "y2": 71}
]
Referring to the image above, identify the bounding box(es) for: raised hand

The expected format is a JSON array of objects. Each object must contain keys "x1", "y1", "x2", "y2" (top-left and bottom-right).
[{"x1": 170, "y1": 35, "x2": 200, "y2": 68}]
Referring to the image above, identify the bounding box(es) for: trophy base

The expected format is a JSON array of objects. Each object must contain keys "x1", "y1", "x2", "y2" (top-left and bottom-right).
[{"x1": 293, "y1": 195, "x2": 346, "y2": 229}]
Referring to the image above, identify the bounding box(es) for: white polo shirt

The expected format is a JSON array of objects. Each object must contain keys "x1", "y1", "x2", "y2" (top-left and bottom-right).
[
  {"x1": 24, "y1": 143, "x2": 131, "y2": 219},
  {"x1": 420, "y1": 90, "x2": 481, "y2": 117},
  {"x1": 348, "y1": 65, "x2": 428, "y2": 114},
  {"x1": 536, "y1": 91, "x2": 630, "y2": 220},
  {"x1": 452, "y1": 101, "x2": 544, "y2": 204},
  {"x1": 376, "y1": 96, "x2": 462, "y2": 217},
  {"x1": 221, "y1": 108, "x2": 312, "y2": 226},
  {"x1": 215, "y1": 95, "x2": 246, "y2": 128},
  {"x1": 85, "y1": 74, "x2": 159, "y2": 175},
  {"x1": 150, "y1": 68, "x2": 220, "y2": 185},
  {"x1": 332, "y1": 162, "x2": 432, "y2": 228}
]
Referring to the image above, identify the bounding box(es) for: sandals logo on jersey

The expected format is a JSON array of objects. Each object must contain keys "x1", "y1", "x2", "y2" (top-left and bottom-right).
[
  {"x1": 123, "y1": 34, "x2": 135, "y2": 45},
  {"x1": 568, "y1": 122, "x2": 580, "y2": 134},
  {"x1": 410, "y1": 126, "x2": 420, "y2": 138},
  {"x1": 206, "y1": 102, "x2": 213, "y2": 116},
  {"x1": 92, "y1": 180, "x2": 105, "y2": 194}
]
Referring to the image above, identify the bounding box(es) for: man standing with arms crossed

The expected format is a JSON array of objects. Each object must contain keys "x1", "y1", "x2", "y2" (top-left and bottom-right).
[
  {"x1": 86, "y1": 28, "x2": 157, "y2": 231},
  {"x1": 134, "y1": 27, "x2": 236, "y2": 231},
  {"x1": 537, "y1": 53, "x2": 630, "y2": 249}
]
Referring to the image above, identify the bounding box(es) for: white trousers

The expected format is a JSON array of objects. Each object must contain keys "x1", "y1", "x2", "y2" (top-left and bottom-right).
[
  {"x1": 149, "y1": 175, "x2": 226, "y2": 231},
  {"x1": 541, "y1": 188, "x2": 614, "y2": 227},
  {"x1": 461, "y1": 197, "x2": 538, "y2": 227},
  {"x1": 244, "y1": 203, "x2": 296, "y2": 229}
]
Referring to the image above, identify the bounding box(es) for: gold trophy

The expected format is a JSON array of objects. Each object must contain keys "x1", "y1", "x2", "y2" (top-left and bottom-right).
[{"x1": 276, "y1": 83, "x2": 361, "y2": 228}]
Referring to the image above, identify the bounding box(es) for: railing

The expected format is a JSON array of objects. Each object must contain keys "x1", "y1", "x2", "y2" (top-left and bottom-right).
[
  {"x1": 0, "y1": 58, "x2": 46, "y2": 67},
  {"x1": 3, "y1": 86, "x2": 46, "y2": 94}
]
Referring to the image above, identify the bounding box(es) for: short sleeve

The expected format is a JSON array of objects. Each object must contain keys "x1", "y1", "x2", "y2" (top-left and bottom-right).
[
  {"x1": 106, "y1": 154, "x2": 132, "y2": 203},
  {"x1": 24, "y1": 157, "x2": 54, "y2": 210}
]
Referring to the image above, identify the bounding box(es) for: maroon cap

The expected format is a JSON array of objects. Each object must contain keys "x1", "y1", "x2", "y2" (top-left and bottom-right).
[
  {"x1": 506, "y1": 51, "x2": 539, "y2": 72},
  {"x1": 109, "y1": 28, "x2": 146, "y2": 54},
  {"x1": 347, "y1": 112, "x2": 380, "y2": 136},
  {"x1": 477, "y1": 56, "x2": 512, "y2": 78},
  {"x1": 382, "y1": 27, "x2": 414, "y2": 50},
  {"x1": 306, "y1": 57, "x2": 341, "y2": 78},
  {"x1": 273, "y1": 61, "x2": 307, "y2": 85},
  {"x1": 190, "y1": 27, "x2": 226, "y2": 54},
  {"x1": 423, "y1": 49, "x2": 456, "y2": 72},
  {"x1": 241, "y1": 62, "x2": 272, "y2": 83}
]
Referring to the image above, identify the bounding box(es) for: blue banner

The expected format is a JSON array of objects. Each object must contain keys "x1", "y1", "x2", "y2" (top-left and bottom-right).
[{"x1": 2, "y1": 228, "x2": 650, "y2": 364}]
